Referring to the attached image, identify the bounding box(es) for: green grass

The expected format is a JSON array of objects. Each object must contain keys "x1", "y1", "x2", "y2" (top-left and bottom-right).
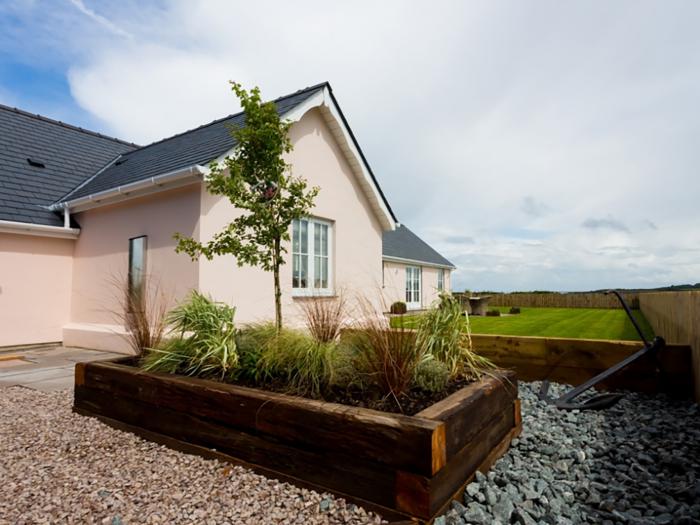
[{"x1": 392, "y1": 307, "x2": 655, "y2": 342}]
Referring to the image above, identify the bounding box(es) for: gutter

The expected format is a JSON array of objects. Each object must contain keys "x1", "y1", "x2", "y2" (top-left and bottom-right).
[
  {"x1": 382, "y1": 255, "x2": 456, "y2": 270},
  {"x1": 50, "y1": 165, "x2": 206, "y2": 214},
  {"x1": 0, "y1": 219, "x2": 80, "y2": 239}
]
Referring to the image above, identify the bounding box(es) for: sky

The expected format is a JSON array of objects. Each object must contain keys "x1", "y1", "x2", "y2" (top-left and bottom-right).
[{"x1": 1, "y1": 0, "x2": 699, "y2": 292}]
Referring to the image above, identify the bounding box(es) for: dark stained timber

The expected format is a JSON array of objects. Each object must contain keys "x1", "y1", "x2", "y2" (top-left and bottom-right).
[{"x1": 74, "y1": 359, "x2": 520, "y2": 523}]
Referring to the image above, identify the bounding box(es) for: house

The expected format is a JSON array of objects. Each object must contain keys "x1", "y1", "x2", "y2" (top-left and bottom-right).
[
  {"x1": 382, "y1": 224, "x2": 455, "y2": 310},
  {"x1": 0, "y1": 82, "x2": 454, "y2": 353}
]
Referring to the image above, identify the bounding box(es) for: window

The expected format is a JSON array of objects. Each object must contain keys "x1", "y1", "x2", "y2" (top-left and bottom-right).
[
  {"x1": 405, "y1": 266, "x2": 421, "y2": 308},
  {"x1": 292, "y1": 218, "x2": 332, "y2": 294},
  {"x1": 437, "y1": 269, "x2": 444, "y2": 292},
  {"x1": 128, "y1": 236, "x2": 147, "y2": 301}
]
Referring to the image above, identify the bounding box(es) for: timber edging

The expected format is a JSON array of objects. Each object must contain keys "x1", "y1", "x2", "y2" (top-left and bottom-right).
[{"x1": 73, "y1": 359, "x2": 519, "y2": 523}]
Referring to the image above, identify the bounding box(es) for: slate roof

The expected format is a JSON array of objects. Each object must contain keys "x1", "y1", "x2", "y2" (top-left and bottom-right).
[
  {"x1": 58, "y1": 83, "x2": 329, "y2": 203},
  {"x1": 0, "y1": 104, "x2": 136, "y2": 227},
  {"x1": 383, "y1": 224, "x2": 455, "y2": 268}
]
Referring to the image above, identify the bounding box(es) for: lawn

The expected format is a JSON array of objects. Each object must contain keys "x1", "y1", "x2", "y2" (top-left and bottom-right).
[{"x1": 392, "y1": 307, "x2": 655, "y2": 341}]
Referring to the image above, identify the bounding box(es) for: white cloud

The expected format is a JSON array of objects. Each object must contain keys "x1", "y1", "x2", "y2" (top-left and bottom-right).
[
  {"x1": 4, "y1": 0, "x2": 700, "y2": 291},
  {"x1": 67, "y1": 0, "x2": 132, "y2": 39}
]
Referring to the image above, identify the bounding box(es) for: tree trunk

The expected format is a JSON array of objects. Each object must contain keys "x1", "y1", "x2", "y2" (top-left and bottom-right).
[{"x1": 273, "y1": 237, "x2": 282, "y2": 332}]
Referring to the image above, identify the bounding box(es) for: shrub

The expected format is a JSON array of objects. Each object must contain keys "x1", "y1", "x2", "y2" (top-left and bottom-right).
[
  {"x1": 349, "y1": 304, "x2": 425, "y2": 401},
  {"x1": 417, "y1": 294, "x2": 495, "y2": 380},
  {"x1": 486, "y1": 309, "x2": 501, "y2": 317},
  {"x1": 509, "y1": 307, "x2": 521, "y2": 314},
  {"x1": 415, "y1": 294, "x2": 466, "y2": 377},
  {"x1": 255, "y1": 324, "x2": 338, "y2": 398},
  {"x1": 413, "y1": 357, "x2": 450, "y2": 393},
  {"x1": 299, "y1": 295, "x2": 347, "y2": 343},
  {"x1": 390, "y1": 301, "x2": 407, "y2": 315},
  {"x1": 111, "y1": 274, "x2": 168, "y2": 356},
  {"x1": 233, "y1": 323, "x2": 276, "y2": 382},
  {"x1": 141, "y1": 291, "x2": 238, "y2": 378}
]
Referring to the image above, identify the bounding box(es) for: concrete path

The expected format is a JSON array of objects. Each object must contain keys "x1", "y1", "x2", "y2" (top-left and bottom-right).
[{"x1": 0, "y1": 346, "x2": 124, "y2": 392}]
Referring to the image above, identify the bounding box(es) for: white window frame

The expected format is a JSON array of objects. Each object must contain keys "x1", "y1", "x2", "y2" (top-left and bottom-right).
[
  {"x1": 405, "y1": 266, "x2": 421, "y2": 310},
  {"x1": 292, "y1": 217, "x2": 334, "y2": 297},
  {"x1": 437, "y1": 268, "x2": 444, "y2": 292}
]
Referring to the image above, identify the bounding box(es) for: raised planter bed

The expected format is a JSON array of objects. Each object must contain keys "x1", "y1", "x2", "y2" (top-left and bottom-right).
[{"x1": 74, "y1": 358, "x2": 520, "y2": 523}]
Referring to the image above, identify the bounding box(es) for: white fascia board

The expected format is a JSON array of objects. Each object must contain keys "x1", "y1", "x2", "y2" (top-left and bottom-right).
[
  {"x1": 382, "y1": 255, "x2": 456, "y2": 270},
  {"x1": 54, "y1": 165, "x2": 206, "y2": 213},
  {"x1": 281, "y1": 87, "x2": 397, "y2": 232},
  {"x1": 0, "y1": 220, "x2": 80, "y2": 239}
]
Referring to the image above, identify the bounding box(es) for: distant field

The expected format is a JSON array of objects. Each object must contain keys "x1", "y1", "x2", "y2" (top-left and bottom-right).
[{"x1": 392, "y1": 306, "x2": 655, "y2": 342}]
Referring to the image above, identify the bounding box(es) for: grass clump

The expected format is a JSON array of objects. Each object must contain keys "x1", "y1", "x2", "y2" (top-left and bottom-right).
[
  {"x1": 299, "y1": 294, "x2": 346, "y2": 343},
  {"x1": 141, "y1": 291, "x2": 237, "y2": 378},
  {"x1": 416, "y1": 293, "x2": 494, "y2": 380},
  {"x1": 350, "y1": 321, "x2": 425, "y2": 400},
  {"x1": 509, "y1": 306, "x2": 521, "y2": 314},
  {"x1": 485, "y1": 309, "x2": 501, "y2": 317},
  {"x1": 255, "y1": 324, "x2": 338, "y2": 398}
]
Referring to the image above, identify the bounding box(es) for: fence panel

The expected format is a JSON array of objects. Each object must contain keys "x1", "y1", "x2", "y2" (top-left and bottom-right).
[
  {"x1": 458, "y1": 292, "x2": 640, "y2": 309},
  {"x1": 639, "y1": 291, "x2": 700, "y2": 402}
]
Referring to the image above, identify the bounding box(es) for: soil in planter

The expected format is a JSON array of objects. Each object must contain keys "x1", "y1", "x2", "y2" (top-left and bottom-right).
[{"x1": 235, "y1": 376, "x2": 474, "y2": 416}]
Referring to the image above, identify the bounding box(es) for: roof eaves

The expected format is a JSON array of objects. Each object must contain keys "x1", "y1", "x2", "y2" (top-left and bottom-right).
[{"x1": 382, "y1": 254, "x2": 456, "y2": 270}]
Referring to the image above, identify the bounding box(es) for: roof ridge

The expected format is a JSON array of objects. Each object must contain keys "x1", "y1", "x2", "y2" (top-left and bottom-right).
[
  {"x1": 117, "y1": 82, "x2": 329, "y2": 158},
  {"x1": 0, "y1": 103, "x2": 139, "y2": 148}
]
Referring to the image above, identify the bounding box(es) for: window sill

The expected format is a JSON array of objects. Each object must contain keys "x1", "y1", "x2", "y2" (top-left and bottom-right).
[{"x1": 292, "y1": 289, "x2": 337, "y2": 299}]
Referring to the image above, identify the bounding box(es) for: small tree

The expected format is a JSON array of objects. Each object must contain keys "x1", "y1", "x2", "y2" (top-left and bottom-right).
[{"x1": 175, "y1": 83, "x2": 319, "y2": 331}]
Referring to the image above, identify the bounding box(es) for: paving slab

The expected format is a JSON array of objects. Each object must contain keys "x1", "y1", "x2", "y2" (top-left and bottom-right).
[{"x1": 0, "y1": 346, "x2": 124, "y2": 390}]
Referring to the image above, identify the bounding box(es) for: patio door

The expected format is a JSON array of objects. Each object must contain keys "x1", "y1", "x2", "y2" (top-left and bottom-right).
[{"x1": 405, "y1": 266, "x2": 421, "y2": 310}]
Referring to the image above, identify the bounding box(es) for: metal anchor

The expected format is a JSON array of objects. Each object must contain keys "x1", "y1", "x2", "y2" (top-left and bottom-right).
[{"x1": 538, "y1": 290, "x2": 665, "y2": 410}]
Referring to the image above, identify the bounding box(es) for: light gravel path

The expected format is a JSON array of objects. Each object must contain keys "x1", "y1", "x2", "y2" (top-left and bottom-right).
[{"x1": 0, "y1": 387, "x2": 383, "y2": 525}]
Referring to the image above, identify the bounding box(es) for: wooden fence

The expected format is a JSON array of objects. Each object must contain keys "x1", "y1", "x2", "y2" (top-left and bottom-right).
[
  {"x1": 472, "y1": 334, "x2": 694, "y2": 398},
  {"x1": 471, "y1": 292, "x2": 640, "y2": 309},
  {"x1": 639, "y1": 291, "x2": 700, "y2": 402}
]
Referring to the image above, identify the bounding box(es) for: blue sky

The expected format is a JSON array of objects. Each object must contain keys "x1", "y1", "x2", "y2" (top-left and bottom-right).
[{"x1": 1, "y1": 1, "x2": 699, "y2": 292}]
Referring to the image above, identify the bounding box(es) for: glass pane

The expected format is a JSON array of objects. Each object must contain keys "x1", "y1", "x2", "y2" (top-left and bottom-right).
[
  {"x1": 300, "y1": 255, "x2": 308, "y2": 288},
  {"x1": 314, "y1": 256, "x2": 321, "y2": 288},
  {"x1": 129, "y1": 237, "x2": 146, "y2": 298},
  {"x1": 321, "y1": 256, "x2": 328, "y2": 288},
  {"x1": 321, "y1": 224, "x2": 328, "y2": 256},
  {"x1": 314, "y1": 223, "x2": 321, "y2": 255},
  {"x1": 405, "y1": 268, "x2": 412, "y2": 302},
  {"x1": 293, "y1": 254, "x2": 299, "y2": 288},
  {"x1": 301, "y1": 220, "x2": 308, "y2": 254},
  {"x1": 292, "y1": 219, "x2": 299, "y2": 253}
]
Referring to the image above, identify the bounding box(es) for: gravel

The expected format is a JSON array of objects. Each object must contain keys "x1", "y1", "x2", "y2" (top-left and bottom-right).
[
  {"x1": 438, "y1": 382, "x2": 700, "y2": 525},
  {"x1": 0, "y1": 386, "x2": 383, "y2": 525},
  {"x1": 3, "y1": 382, "x2": 699, "y2": 525}
]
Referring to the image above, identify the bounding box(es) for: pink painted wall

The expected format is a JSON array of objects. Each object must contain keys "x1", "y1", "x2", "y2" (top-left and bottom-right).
[
  {"x1": 64, "y1": 185, "x2": 200, "y2": 351},
  {"x1": 198, "y1": 108, "x2": 385, "y2": 326},
  {"x1": 382, "y1": 260, "x2": 452, "y2": 311},
  {"x1": 0, "y1": 233, "x2": 73, "y2": 346}
]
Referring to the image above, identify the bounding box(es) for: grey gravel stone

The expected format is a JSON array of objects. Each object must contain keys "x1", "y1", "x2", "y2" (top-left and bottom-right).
[{"x1": 437, "y1": 381, "x2": 700, "y2": 525}]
